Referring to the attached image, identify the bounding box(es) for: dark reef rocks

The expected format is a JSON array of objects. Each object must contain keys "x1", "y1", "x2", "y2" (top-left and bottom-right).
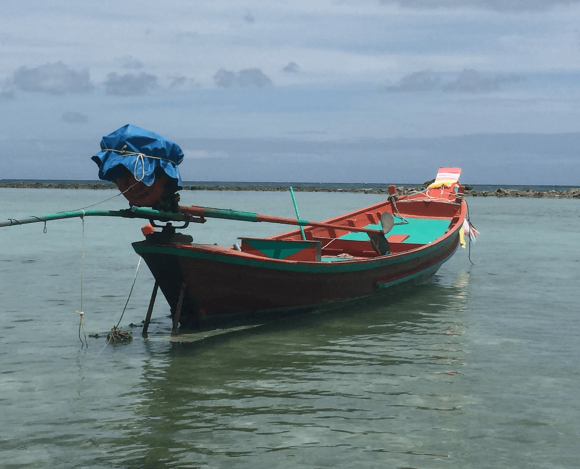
[
  {"x1": 463, "y1": 187, "x2": 580, "y2": 199},
  {"x1": 1, "y1": 181, "x2": 579, "y2": 198},
  {"x1": 0, "y1": 181, "x2": 113, "y2": 190}
]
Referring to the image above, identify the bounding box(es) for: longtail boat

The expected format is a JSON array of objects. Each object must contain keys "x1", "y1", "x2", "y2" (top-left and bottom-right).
[
  {"x1": 133, "y1": 167, "x2": 471, "y2": 332},
  {"x1": 1, "y1": 125, "x2": 475, "y2": 335}
]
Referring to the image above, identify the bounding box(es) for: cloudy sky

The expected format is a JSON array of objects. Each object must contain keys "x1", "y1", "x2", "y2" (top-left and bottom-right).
[{"x1": 1, "y1": 0, "x2": 579, "y2": 185}]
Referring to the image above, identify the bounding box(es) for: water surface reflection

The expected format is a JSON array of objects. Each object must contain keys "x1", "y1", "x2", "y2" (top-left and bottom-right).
[{"x1": 117, "y1": 275, "x2": 471, "y2": 468}]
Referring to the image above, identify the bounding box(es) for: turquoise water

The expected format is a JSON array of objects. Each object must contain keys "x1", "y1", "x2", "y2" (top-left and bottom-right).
[{"x1": 0, "y1": 189, "x2": 579, "y2": 468}]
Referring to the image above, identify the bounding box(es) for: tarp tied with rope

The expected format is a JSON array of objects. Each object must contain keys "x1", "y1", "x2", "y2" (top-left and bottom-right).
[{"x1": 92, "y1": 124, "x2": 184, "y2": 187}]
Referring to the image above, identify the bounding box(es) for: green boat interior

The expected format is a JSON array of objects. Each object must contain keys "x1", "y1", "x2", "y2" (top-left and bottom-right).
[{"x1": 239, "y1": 215, "x2": 456, "y2": 263}]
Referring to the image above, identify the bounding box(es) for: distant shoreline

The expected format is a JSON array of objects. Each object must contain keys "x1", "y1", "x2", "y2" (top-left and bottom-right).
[{"x1": 1, "y1": 181, "x2": 579, "y2": 198}]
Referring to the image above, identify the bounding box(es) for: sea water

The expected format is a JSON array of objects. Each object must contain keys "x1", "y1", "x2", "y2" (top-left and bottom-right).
[{"x1": 0, "y1": 188, "x2": 579, "y2": 469}]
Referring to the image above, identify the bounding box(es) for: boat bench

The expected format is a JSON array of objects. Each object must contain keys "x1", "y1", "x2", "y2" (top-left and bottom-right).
[
  {"x1": 240, "y1": 238, "x2": 322, "y2": 261},
  {"x1": 311, "y1": 236, "x2": 424, "y2": 257},
  {"x1": 339, "y1": 217, "x2": 451, "y2": 244}
]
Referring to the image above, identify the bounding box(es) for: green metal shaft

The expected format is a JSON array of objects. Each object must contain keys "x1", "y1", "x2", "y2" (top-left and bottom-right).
[
  {"x1": 289, "y1": 187, "x2": 307, "y2": 241},
  {"x1": 1, "y1": 205, "x2": 386, "y2": 239},
  {"x1": 0, "y1": 207, "x2": 193, "y2": 228},
  {"x1": 178, "y1": 205, "x2": 386, "y2": 235}
]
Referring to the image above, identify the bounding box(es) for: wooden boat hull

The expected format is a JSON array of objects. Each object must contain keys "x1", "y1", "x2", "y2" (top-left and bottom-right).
[
  {"x1": 134, "y1": 232, "x2": 459, "y2": 327},
  {"x1": 133, "y1": 181, "x2": 467, "y2": 328}
]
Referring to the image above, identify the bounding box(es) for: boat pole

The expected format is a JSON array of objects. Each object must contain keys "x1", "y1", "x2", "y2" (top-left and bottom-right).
[
  {"x1": 142, "y1": 281, "x2": 159, "y2": 335},
  {"x1": 176, "y1": 206, "x2": 390, "y2": 237},
  {"x1": 176, "y1": 205, "x2": 392, "y2": 255},
  {"x1": 1, "y1": 205, "x2": 388, "y2": 239},
  {"x1": 289, "y1": 187, "x2": 307, "y2": 241},
  {"x1": 171, "y1": 283, "x2": 187, "y2": 337},
  {"x1": 0, "y1": 208, "x2": 195, "y2": 229}
]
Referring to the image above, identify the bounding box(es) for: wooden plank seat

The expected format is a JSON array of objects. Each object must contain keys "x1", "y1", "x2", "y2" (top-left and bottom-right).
[{"x1": 240, "y1": 238, "x2": 321, "y2": 261}]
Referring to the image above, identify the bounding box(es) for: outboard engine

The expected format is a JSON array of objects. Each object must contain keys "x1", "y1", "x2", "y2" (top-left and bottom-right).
[{"x1": 92, "y1": 124, "x2": 184, "y2": 212}]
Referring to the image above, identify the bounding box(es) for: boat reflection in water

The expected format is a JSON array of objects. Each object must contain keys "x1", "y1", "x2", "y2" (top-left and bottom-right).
[{"x1": 123, "y1": 270, "x2": 471, "y2": 467}]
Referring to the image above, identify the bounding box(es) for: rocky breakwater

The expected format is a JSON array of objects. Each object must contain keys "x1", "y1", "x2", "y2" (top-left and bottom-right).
[
  {"x1": 0, "y1": 181, "x2": 114, "y2": 189},
  {"x1": 2, "y1": 181, "x2": 579, "y2": 198},
  {"x1": 183, "y1": 183, "x2": 580, "y2": 199},
  {"x1": 464, "y1": 186, "x2": 580, "y2": 198}
]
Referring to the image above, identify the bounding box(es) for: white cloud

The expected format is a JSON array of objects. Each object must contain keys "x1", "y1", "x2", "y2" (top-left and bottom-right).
[
  {"x1": 283, "y1": 62, "x2": 300, "y2": 73},
  {"x1": 443, "y1": 68, "x2": 523, "y2": 93},
  {"x1": 213, "y1": 68, "x2": 273, "y2": 88},
  {"x1": 117, "y1": 56, "x2": 144, "y2": 70},
  {"x1": 244, "y1": 10, "x2": 255, "y2": 24},
  {"x1": 184, "y1": 150, "x2": 229, "y2": 159},
  {"x1": 0, "y1": 90, "x2": 15, "y2": 101},
  {"x1": 378, "y1": 0, "x2": 580, "y2": 12},
  {"x1": 0, "y1": 1, "x2": 579, "y2": 184},
  {"x1": 384, "y1": 69, "x2": 524, "y2": 93},
  {"x1": 169, "y1": 75, "x2": 196, "y2": 89},
  {"x1": 12, "y1": 62, "x2": 92, "y2": 95},
  {"x1": 174, "y1": 31, "x2": 201, "y2": 43},
  {"x1": 383, "y1": 70, "x2": 441, "y2": 92},
  {"x1": 61, "y1": 111, "x2": 88, "y2": 124},
  {"x1": 104, "y1": 72, "x2": 157, "y2": 96}
]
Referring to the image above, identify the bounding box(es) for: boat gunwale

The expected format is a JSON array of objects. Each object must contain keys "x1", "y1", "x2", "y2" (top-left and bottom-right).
[
  {"x1": 133, "y1": 187, "x2": 467, "y2": 274},
  {"x1": 133, "y1": 215, "x2": 464, "y2": 274},
  {"x1": 271, "y1": 194, "x2": 462, "y2": 242}
]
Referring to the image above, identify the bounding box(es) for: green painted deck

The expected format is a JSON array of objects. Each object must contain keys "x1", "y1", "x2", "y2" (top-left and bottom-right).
[{"x1": 340, "y1": 216, "x2": 451, "y2": 245}]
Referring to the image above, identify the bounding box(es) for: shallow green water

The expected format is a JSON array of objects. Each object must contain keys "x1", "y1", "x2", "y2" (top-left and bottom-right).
[{"x1": 0, "y1": 189, "x2": 579, "y2": 468}]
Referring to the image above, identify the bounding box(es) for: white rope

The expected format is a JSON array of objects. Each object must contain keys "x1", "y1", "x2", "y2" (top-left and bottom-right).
[
  {"x1": 66, "y1": 180, "x2": 141, "y2": 213},
  {"x1": 77, "y1": 212, "x2": 88, "y2": 347},
  {"x1": 103, "y1": 146, "x2": 177, "y2": 183},
  {"x1": 133, "y1": 154, "x2": 146, "y2": 182},
  {"x1": 80, "y1": 211, "x2": 85, "y2": 311},
  {"x1": 72, "y1": 212, "x2": 143, "y2": 346},
  {"x1": 115, "y1": 258, "x2": 142, "y2": 328}
]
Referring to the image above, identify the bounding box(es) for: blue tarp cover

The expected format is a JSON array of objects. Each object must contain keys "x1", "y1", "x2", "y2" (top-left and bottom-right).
[{"x1": 92, "y1": 124, "x2": 184, "y2": 187}]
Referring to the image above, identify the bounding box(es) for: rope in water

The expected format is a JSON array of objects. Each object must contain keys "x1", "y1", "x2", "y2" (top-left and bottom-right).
[
  {"x1": 115, "y1": 258, "x2": 141, "y2": 329},
  {"x1": 104, "y1": 258, "x2": 141, "y2": 344},
  {"x1": 71, "y1": 212, "x2": 140, "y2": 345},
  {"x1": 76, "y1": 212, "x2": 88, "y2": 347}
]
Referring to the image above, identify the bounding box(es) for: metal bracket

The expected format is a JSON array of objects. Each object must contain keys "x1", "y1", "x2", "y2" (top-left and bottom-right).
[{"x1": 150, "y1": 219, "x2": 189, "y2": 229}]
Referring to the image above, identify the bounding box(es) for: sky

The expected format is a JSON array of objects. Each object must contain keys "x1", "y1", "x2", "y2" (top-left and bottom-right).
[{"x1": 1, "y1": 0, "x2": 579, "y2": 185}]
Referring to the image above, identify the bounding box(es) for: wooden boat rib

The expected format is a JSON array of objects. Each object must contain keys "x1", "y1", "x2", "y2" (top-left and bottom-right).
[{"x1": 133, "y1": 168, "x2": 468, "y2": 329}]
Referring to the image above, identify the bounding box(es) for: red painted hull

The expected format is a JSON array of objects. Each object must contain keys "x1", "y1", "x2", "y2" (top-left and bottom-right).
[{"x1": 133, "y1": 182, "x2": 468, "y2": 328}]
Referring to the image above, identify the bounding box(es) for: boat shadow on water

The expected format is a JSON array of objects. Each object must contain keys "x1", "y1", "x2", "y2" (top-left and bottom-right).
[{"x1": 161, "y1": 269, "x2": 472, "y2": 353}]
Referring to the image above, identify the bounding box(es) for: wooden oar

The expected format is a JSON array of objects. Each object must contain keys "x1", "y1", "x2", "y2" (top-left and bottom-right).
[{"x1": 178, "y1": 205, "x2": 393, "y2": 255}]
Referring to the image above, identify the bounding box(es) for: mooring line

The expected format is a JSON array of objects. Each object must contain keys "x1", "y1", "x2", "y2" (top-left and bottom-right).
[
  {"x1": 96, "y1": 341, "x2": 109, "y2": 356},
  {"x1": 115, "y1": 258, "x2": 142, "y2": 329},
  {"x1": 56, "y1": 179, "x2": 141, "y2": 214},
  {"x1": 77, "y1": 212, "x2": 88, "y2": 347},
  {"x1": 103, "y1": 258, "x2": 141, "y2": 345}
]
